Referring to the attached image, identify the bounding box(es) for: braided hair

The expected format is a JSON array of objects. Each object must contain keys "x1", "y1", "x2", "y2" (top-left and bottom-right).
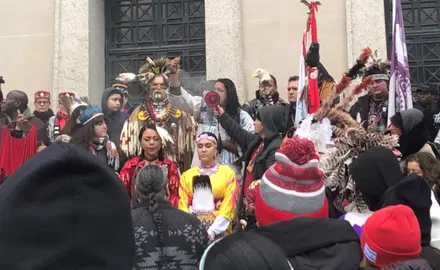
[{"x1": 135, "y1": 165, "x2": 168, "y2": 268}]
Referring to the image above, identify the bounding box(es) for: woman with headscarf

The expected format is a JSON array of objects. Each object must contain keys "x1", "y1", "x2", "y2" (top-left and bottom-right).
[
  {"x1": 178, "y1": 132, "x2": 240, "y2": 241},
  {"x1": 119, "y1": 120, "x2": 180, "y2": 207}
]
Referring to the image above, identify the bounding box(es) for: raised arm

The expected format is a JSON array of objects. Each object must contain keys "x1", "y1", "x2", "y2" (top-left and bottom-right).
[
  {"x1": 167, "y1": 86, "x2": 203, "y2": 120},
  {"x1": 216, "y1": 106, "x2": 257, "y2": 150}
]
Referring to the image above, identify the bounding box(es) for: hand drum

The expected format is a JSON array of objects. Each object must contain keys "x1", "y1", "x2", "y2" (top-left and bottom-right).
[{"x1": 205, "y1": 91, "x2": 220, "y2": 107}]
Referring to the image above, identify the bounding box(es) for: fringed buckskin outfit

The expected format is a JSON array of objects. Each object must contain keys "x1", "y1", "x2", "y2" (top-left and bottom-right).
[{"x1": 118, "y1": 58, "x2": 195, "y2": 171}]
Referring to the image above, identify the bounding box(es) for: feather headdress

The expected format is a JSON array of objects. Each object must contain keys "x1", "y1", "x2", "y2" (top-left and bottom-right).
[
  {"x1": 252, "y1": 68, "x2": 274, "y2": 104},
  {"x1": 291, "y1": 48, "x2": 395, "y2": 214},
  {"x1": 252, "y1": 68, "x2": 271, "y2": 84},
  {"x1": 138, "y1": 57, "x2": 180, "y2": 85},
  {"x1": 310, "y1": 48, "x2": 375, "y2": 129},
  {"x1": 362, "y1": 50, "x2": 390, "y2": 80},
  {"x1": 62, "y1": 96, "x2": 88, "y2": 116},
  {"x1": 114, "y1": 57, "x2": 181, "y2": 86},
  {"x1": 62, "y1": 96, "x2": 103, "y2": 126}
]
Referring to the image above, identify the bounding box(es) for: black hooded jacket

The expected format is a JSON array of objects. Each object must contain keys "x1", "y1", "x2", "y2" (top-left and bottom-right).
[
  {"x1": 382, "y1": 174, "x2": 433, "y2": 246},
  {"x1": 349, "y1": 147, "x2": 403, "y2": 211},
  {"x1": 391, "y1": 109, "x2": 436, "y2": 159},
  {"x1": 219, "y1": 105, "x2": 286, "y2": 181},
  {"x1": 0, "y1": 142, "x2": 134, "y2": 269},
  {"x1": 101, "y1": 87, "x2": 129, "y2": 147},
  {"x1": 254, "y1": 217, "x2": 363, "y2": 270},
  {"x1": 381, "y1": 259, "x2": 433, "y2": 270},
  {"x1": 219, "y1": 105, "x2": 286, "y2": 222}
]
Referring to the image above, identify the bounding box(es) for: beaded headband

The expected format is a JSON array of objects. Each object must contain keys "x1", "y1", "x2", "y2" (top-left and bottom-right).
[
  {"x1": 196, "y1": 134, "x2": 217, "y2": 145},
  {"x1": 77, "y1": 105, "x2": 104, "y2": 126}
]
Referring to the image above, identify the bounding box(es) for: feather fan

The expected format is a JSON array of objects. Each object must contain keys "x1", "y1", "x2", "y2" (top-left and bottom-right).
[{"x1": 295, "y1": 116, "x2": 334, "y2": 153}]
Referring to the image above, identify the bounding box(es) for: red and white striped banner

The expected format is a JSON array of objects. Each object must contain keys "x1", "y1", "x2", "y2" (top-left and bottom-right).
[{"x1": 295, "y1": 2, "x2": 320, "y2": 124}]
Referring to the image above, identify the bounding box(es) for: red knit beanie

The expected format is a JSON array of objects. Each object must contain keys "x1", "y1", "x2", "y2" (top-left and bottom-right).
[
  {"x1": 255, "y1": 137, "x2": 328, "y2": 226},
  {"x1": 361, "y1": 205, "x2": 421, "y2": 268}
]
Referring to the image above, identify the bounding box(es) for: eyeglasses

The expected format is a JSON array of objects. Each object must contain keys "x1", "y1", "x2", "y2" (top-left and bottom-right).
[{"x1": 35, "y1": 101, "x2": 49, "y2": 105}]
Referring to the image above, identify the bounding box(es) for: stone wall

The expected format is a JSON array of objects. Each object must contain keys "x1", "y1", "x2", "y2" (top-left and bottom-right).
[
  {"x1": 0, "y1": 0, "x2": 388, "y2": 108},
  {"x1": 53, "y1": 0, "x2": 105, "y2": 105},
  {"x1": 0, "y1": 1, "x2": 55, "y2": 105}
]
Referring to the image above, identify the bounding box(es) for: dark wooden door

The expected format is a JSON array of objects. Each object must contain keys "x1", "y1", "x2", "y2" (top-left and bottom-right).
[
  {"x1": 105, "y1": 0, "x2": 206, "y2": 103},
  {"x1": 384, "y1": 0, "x2": 440, "y2": 89}
]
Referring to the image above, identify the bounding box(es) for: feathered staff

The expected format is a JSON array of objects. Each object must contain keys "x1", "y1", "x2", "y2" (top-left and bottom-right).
[
  {"x1": 252, "y1": 68, "x2": 274, "y2": 105},
  {"x1": 312, "y1": 47, "x2": 373, "y2": 121},
  {"x1": 334, "y1": 47, "x2": 372, "y2": 94},
  {"x1": 336, "y1": 76, "x2": 374, "y2": 112}
]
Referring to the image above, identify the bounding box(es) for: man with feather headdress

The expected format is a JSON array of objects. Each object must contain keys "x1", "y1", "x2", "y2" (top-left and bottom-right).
[
  {"x1": 292, "y1": 48, "x2": 401, "y2": 217},
  {"x1": 242, "y1": 69, "x2": 288, "y2": 120},
  {"x1": 117, "y1": 57, "x2": 194, "y2": 171},
  {"x1": 349, "y1": 51, "x2": 391, "y2": 132}
]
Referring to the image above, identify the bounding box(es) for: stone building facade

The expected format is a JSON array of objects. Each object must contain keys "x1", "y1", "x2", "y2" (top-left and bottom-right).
[{"x1": 0, "y1": 0, "x2": 437, "y2": 107}]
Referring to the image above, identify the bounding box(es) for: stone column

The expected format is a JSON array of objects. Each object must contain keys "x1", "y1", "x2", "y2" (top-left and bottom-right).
[
  {"x1": 204, "y1": 0, "x2": 246, "y2": 102},
  {"x1": 52, "y1": 0, "x2": 105, "y2": 105},
  {"x1": 345, "y1": 0, "x2": 388, "y2": 66}
]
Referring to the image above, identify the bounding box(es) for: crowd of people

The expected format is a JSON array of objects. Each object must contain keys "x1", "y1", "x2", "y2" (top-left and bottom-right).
[{"x1": 0, "y1": 44, "x2": 439, "y2": 270}]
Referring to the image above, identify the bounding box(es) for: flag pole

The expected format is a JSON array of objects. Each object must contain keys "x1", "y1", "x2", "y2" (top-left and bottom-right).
[
  {"x1": 387, "y1": 0, "x2": 412, "y2": 126},
  {"x1": 295, "y1": 0, "x2": 321, "y2": 123}
]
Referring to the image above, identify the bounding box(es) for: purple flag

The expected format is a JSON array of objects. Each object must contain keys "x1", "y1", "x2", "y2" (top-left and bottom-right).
[{"x1": 387, "y1": 0, "x2": 413, "y2": 126}]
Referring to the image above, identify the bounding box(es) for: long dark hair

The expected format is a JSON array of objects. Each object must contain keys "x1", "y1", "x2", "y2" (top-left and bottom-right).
[
  {"x1": 198, "y1": 131, "x2": 222, "y2": 154},
  {"x1": 201, "y1": 232, "x2": 292, "y2": 270},
  {"x1": 216, "y1": 78, "x2": 241, "y2": 117},
  {"x1": 70, "y1": 114, "x2": 106, "y2": 149},
  {"x1": 404, "y1": 152, "x2": 440, "y2": 188},
  {"x1": 135, "y1": 165, "x2": 167, "y2": 268},
  {"x1": 138, "y1": 121, "x2": 165, "y2": 161}
]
